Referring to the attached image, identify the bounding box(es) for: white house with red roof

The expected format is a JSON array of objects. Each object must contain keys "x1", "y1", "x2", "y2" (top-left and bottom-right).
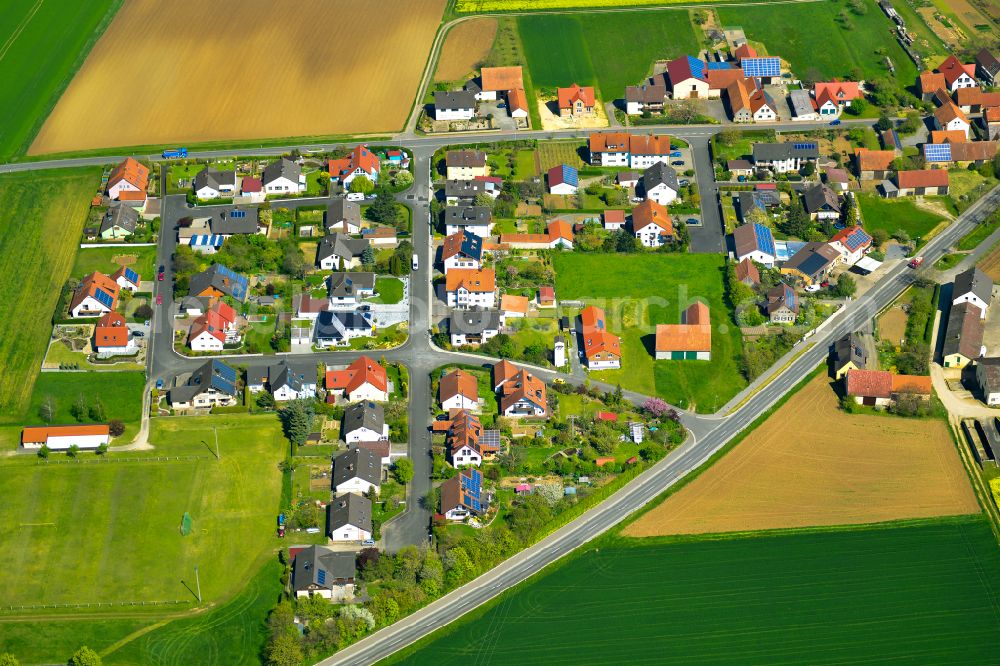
[
  {"x1": 22, "y1": 424, "x2": 110, "y2": 451},
  {"x1": 93, "y1": 311, "x2": 134, "y2": 354},
  {"x1": 188, "y1": 301, "x2": 239, "y2": 351},
  {"x1": 70, "y1": 272, "x2": 120, "y2": 318},
  {"x1": 937, "y1": 55, "x2": 977, "y2": 92},
  {"x1": 829, "y1": 226, "x2": 873, "y2": 266},
  {"x1": 111, "y1": 265, "x2": 141, "y2": 293},
  {"x1": 666, "y1": 56, "x2": 709, "y2": 99},
  {"x1": 328, "y1": 145, "x2": 380, "y2": 188},
  {"x1": 107, "y1": 158, "x2": 150, "y2": 201},
  {"x1": 325, "y1": 356, "x2": 389, "y2": 403},
  {"x1": 240, "y1": 176, "x2": 265, "y2": 203},
  {"x1": 813, "y1": 81, "x2": 862, "y2": 117}
]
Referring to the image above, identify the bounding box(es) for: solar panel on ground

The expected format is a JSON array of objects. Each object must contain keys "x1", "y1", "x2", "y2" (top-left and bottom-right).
[{"x1": 94, "y1": 288, "x2": 114, "y2": 308}]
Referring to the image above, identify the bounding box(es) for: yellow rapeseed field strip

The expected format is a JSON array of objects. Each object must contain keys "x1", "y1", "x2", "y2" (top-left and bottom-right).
[{"x1": 30, "y1": 0, "x2": 445, "y2": 154}]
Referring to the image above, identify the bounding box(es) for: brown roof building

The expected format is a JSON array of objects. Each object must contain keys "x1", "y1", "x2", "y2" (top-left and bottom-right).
[{"x1": 481, "y1": 66, "x2": 524, "y2": 92}]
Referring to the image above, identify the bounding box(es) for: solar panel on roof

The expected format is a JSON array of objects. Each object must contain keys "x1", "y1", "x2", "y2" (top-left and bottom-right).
[
  {"x1": 94, "y1": 288, "x2": 114, "y2": 308},
  {"x1": 317, "y1": 569, "x2": 326, "y2": 585},
  {"x1": 793, "y1": 142, "x2": 817, "y2": 150},
  {"x1": 753, "y1": 223, "x2": 776, "y2": 256},
  {"x1": 924, "y1": 143, "x2": 952, "y2": 162},
  {"x1": 742, "y1": 57, "x2": 780, "y2": 78},
  {"x1": 124, "y1": 267, "x2": 139, "y2": 283},
  {"x1": 231, "y1": 210, "x2": 246, "y2": 218},
  {"x1": 707, "y1": 61, "x2": 733, "y2": 70}
]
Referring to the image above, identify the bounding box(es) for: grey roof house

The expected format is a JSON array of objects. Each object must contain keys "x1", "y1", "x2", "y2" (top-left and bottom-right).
[
  {"x1": 326, "y1": 198, "x2": 362, "y2": 233},
  {"x1": 316, "y1": 233, "x2": 370, "y2": 269},
  {"x1": 314, "y1": 310, "x2": 373, "y2": 347},
  {"x1": 193, "y1": 168, "x2": 237, "y2": 197},
  {"x1": 327, "y1": 492, "x2": 373, "y2": 539},
  {"x1": 99, "y1": 205, "x2": 139, "y2": 238},
  {"x1": 209, "y1": 206, "x2": 259, "y2": 236},
  {"x1": 327, "y1": 271, "x2": 376, "y2": 306},
  {"x1": 334, "y1": 443, "x2": 383, "y2": 492},
  {"x1": 292, "y1": 546, "x2": 356, "y2": 599},
  {"x1": 803, "y1": 184, "x2": 841, "y2": 219}
]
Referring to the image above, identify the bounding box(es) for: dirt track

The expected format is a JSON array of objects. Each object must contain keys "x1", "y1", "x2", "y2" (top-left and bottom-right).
[
  {"x1": 30, "y1": 0, "x2": 445, "y2": 154},
  {"x1": 624, "y1": 375, "x2": 979, "y2": 537}
]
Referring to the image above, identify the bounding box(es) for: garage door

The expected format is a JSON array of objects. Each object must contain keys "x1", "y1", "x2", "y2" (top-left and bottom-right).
[
  {"x1": 671, "y1": 351, "x2": 684, "y2": 360},
  {"x1": 685, "y1": 351, "x2": 698, "y2": 360}
]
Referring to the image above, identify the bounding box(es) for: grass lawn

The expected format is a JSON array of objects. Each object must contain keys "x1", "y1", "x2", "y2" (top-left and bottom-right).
[
  {"x1": 858, "y1": 194, "x2": 946, "y2": 242},
  {"x1": 958, "y1": 213, "x2": 1000, "y2": 251},
  {"x1": 387, "y1": 517, "x2": 1000, "y2": 664},
  {"x1": 72, "y1": 244, "x2": 158, "y2": 283},
  {"x1": 514, "y1": 148, "x2": 538, "y2": 178},
  {"x1": 0, "y1": 1, "x2": 121, "y2": 161},
  {"x1": 0, "y1": 617, "x2": 154, "y2": 666},
  {"x1": 717, "y1": 1, "x2": 917, "y2": 86},
  {"x1": 948, "y1": 168, "x2": 997, "y2": 205},
  {"x1": 518, "y1": 10, "x2": 699, "y2": 100},
  {"x1": 0, "y1": 415, "x2": 285, "y2": 611},
  {"x1": 165, "y1": 162, "x2": 204, "y2": 194},
  {"x1": 369, "y1": 277, "x2": 405, "y2": 305},
  {"x1": 934, "y1": 253, "x2": 964, "y2": 270},
  {"x1": 712, "y1": 130, "x2": 775, "y2": 164},
  {"x1": 553, "y1": 253, "x2": 746, "y2": 412},
  {"x1": 0, "y1": 168, "x2": 101, "y2": 416}
]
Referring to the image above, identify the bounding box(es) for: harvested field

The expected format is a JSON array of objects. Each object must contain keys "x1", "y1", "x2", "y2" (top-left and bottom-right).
[
  {"x1": 624, "y1": 374, "x2": 978, "y2": 537},
  {"x1": 30, "y1": 0, "x2": 446, "y2": 154},
  {"x1": 435, "y1": 18, "x2": 498, "y2": 82},
  {"x1": 878, "y1": 306, "x2": 908, "y2": 345},
  {"x1": 979, "y1": 242, "x2": 1000, "y2": 281}
]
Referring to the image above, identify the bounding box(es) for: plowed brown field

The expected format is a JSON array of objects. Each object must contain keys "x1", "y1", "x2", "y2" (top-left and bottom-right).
[
  {"x1": 434, "y1": 18, "x2": 498, "y2": 82},
  {"x1": 624, "y1": 375, "x2": 978, "y2": 537},
  {"x1": 29, "y1": 0, "x2": 445, "y2": 154}
]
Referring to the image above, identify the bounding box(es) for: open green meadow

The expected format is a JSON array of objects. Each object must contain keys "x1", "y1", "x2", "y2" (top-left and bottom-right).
[
  {"x1": 717, "y1": 0, "x2": 917, "y2": 86},
  {"x1": 0, "y1": 1, "x2": 121, "y2": 160},
  {"x1": 386, "y1": 517, "x2": 1000, "y2": 664},
  {"x1": 0, "y1": 415, "x2": 285, "y2": 612},
  {"x1": 0, "y1": 617, "x2": 153, "y2": 666},
  {"x1": 517, "y1": 10, "x2": 698, "y2": 99},
  {"x1": 73, "y1": 245, "x2": 158, "y2": 285},
  {"x1": 858, "y1": 193, "x2": 947, "y2": 241},
  {"x1": 460, "y1": 0, "x2": 751, "y2": 11},
  {"x1": 0, "y1": 168, "x2": 101, "y2": 416},
  {"x1": 553, "y1": 253, "x2": 745, "y2": 412}
]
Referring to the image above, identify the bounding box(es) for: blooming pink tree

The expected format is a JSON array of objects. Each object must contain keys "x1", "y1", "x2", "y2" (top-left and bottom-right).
[{"x1": 643, "y1": 397, "x2": 669, "y2": 417}]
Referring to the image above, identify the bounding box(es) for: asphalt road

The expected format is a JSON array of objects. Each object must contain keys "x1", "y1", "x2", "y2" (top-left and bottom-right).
[{"x1": 318, "y1": 184, "x2": 1000, "y2": 665}]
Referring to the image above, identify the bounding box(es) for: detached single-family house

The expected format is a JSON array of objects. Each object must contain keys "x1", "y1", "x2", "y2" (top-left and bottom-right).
[
  {"x1": 444, "y1": 206, "x2": 493, "y2": 237},
  {"x1": 579, "y1": 305, "x2": 621, "y2": 369},
  {"x1": 240, "y1": 176, "x2": 264, "y2": 202},
  {"x1": 547, "y1": 164, "x2": 579, "y2": 195},
  {"x1": 641, "y1": 162, "x2": 679, "y2": 205},
  {"x1": 765, "y1": 284, "x2": 800, "y2": 324},
  {"x1": 854, "y1": 148, "x2": 897, "y2": 180},
  {"x1": 441, "y1": 230, "x2": 484, "y2": 273},
  {"x1": 943, "y1": 301, "x2": 986, "y2": 368},
  {"x1": 953, "y1": 267, "x2": 992, "y2": 317},
  {"x1": 813, "y1": 81, "x2": 862, "y2": 116},
  {"x1": 445, "y1": 268, "x2": 496, "y2": 309},
  {"x1": 292, "y1": 546, "x2": 357, "y2": 601},
  {"x1": 327, "y1": 272, "x2": 376, "y2": 309},
  {"x1": 70, "y1": 272, "x2": 119, "y2": 318},
  {"x1": 831, "y1": 332, "x2": 868, "y2": 379},
  {"x1": 727, "y1": 160, "x2": 754, "y2": 178},
  {"x1": 446, "y1": 410, "x2": 487, "y2": 468},
  {"x1": 187, "y1": 301, "x2": 239, "y2": 351},
  {"x1": 497, "y1": 367, "x2": 548, "y2": 417},
  {"x1": 937, "y1": 54, "x2": 978, "y2": 92},
  {"x1": 246, "y1": 360, "x2": 317, "y2": 401},
  {"x1": 588, "y1": 132, "x2": 671, "y2": 169},
  {"x1": 445, "y1": 179, "x2": 488, "y2": 206},
  {"x1": 193, "y1": 168, "x2": 237, "y2": 200},
  {"x1": 326, "y1": 356, "x2": 389, "y2": 403},
  {"x1": 327, "y1": 493, "x2": 372, "y2": 542},
  {"x1": 262, "y1": 158, "x2": 305, "y2": 195},
  {"x1": 732, "y1": 222, "x2": 777, "y2": 268},
  {"x1": 111, "y1": 265, "x2": 141, "y2": 294},
  {"x1": 893, "y1": 169, "x2": 950, "y2": 197},
  {"x1": 829, "y1": 226, "x2": 873, "y2": 266},
  {"x1": 21, "y1": 424, "x2": 110, "y2": 451},
  {"x1": 735, "y1": 257, "x2": 760, "y2": 287},
  {"x1": 440, "y1": 468, "x2": 488, "y2": 521},
  {"x1": 748, "y1": 86, "x2": 778, "y2": 122},
  {"x1": 781, "y1": 242, "x2": 840, "y2": 285},
  {"x1": 208, "y1": 207, "x2": 259, "y2": 238},
  {"x1": 446, "y1": 150, "x2": 488, "y2": 180},
  {"x1": 558, "y1": 84, "x2": 596, "y2": 116},
  {"x1": 654, "y1": 301, "x2": 712, "y2": 360},
  {"x1": 934, "y1": 102, "x2": 971, "y2": 138},
  {"x1": 107, "y1": 158, "x2": 149, "y2": 201},
  {"x1": 845, "y1": 369, "x2": 932, "y2": 407},
  {"x1": 631, "y1": 198, "x2": 673, "y2": 247},
  {"x1": 326, "y1": 198, "x2": 362, "y2": 234},
  {"x1": 603, "y1": 209, "x2": 626, "y2": 230},
  {"x1": 333, "y1": 446, "x2": 383, "y2": 495},
  {"x1": 314, "y1": 310, "x2": 373, "y2": 348},
  {"x1": 316, "y1": 233, "x2": 369, "y2": 270},
  {"x1": 93, "y1": 311, "x2": 134, "y2": 355},
  {"x1": 667, "y1": 56, "x2": 709, "y2": 99},
  {"x1": 976, "y1": 48, "x2": 1000, "y2": 86},
  {"x1": 450, "y1": 308, "x2": 502, "y2": 347},
  {"x1": 342, "y1": 402, "x2": 389, "y2": 445},
  {"x1": 328, "y1": 145, "x2": 380, "y2": 187},
  {"x1": 440, "y1": 369, "x2": 479, "y2": 411},
  {"x1": 434, "y1": 90, "x2": 476, "y2": 121},
  {"x1": 168, "y1": 360, "x2": 239, "y2": 410},
  {"x1": 473, "y1": 66, "x2": 523, "y2": 101},
  {"x1": 752, "y1": 142, "x2": 819, "y2": 174},
  {"x1": 99, "y1": 205, "x2": 139, "y2": 239},
  {"x1": 726, "y1": 78, "x2": 754, "y2": 123},
  {"x1": 500, "y1": 294, "x2": 529, "y2": 319},
  {"x1": 624, "y1": 83, "x2": 667, "y2": 115},
  {"x1": 188, "y1": 264, "x2": 248, "y2": 302},
  {"x1": 803, "y1": 184, "x2": 841, "y2": 221}
]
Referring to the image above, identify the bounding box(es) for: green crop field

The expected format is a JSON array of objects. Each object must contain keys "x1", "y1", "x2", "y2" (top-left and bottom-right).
[
  {"x1": 386, "y1": 517, "x2": 1000, "y2": 664},
  {"x1": 459, "y1": 0, "x2": 756, "y2": 11},
  {"x1": 717, "y1": 0, "x2": 917, "y2": 86},
  {"x1": 0, "y1": 168, "x2": 101, "y2": 417},
  {"x1": 517, "y1": 10, "x2": 698, "y2": 99},
  {"x1": 0, "y1": 415, "x2": 285, "y2": 613},
  {"x1": 858, "y1": 193, "x2": 946, "y2": 241},
  {"x1": 0, "y1": 1, "x2": 121, "y2": 161},
  {"x1": 553, "y1": 253, "x2": 745, "y2": 412}
]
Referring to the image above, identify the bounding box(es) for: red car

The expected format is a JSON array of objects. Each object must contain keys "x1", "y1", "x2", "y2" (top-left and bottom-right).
[
  {"x1": 156, "y1": 294, "x2": 163, "y2": 305},
  {"x1": 158, "y1": 272, "x2": 164, "y2": 281}
]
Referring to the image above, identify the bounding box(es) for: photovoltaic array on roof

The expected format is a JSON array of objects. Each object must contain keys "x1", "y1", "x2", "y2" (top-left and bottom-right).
[
  {"x1": 842, "y1": 228, "x2": 870, "y2": 251},
  {"x1": 231, "y1": 210, "x2": 246, "y2": 219},
  {"x1": 317, "y1": 569, "x2": 326, "y2": 585},
  {"x1": 561, "y1": 165, "x2": 579, "y2": 187},
  {"x1": 707, "y1": 61, "x2": 733, "y2": 70},
  {"x1": 741, "y1": 57, "x2": 780, "y2": 78},
  {"x1": 215, "y1": 264, "x2": 248, "y2": 299},
  {"x1": 210, "y1": 360, "x2": 238, "y2": 394},
  {"x1": 786, "y1": 285, "x2": 798, "y2": 311},
  {"x1": 480, "y1": 430, "x2": 500, "y2": 450},
  {"x1": 793, "y1": 142, "x2": 817, "y2": 150},
  {"x1": 924, "y1": 143, "x2": 952, "y2": 162},
  {"x1": 94, "y1": 288, "x2": 115, "y2": 308},
  {"x1": 686, "y1": 55, "x2": 705, "y2": 79},
  {"x1": 124, "y1": 267, "x2": 139, "y2": 284},
  {"x1": 752, "y1": 223, "x2": 776, "y2": 256}
]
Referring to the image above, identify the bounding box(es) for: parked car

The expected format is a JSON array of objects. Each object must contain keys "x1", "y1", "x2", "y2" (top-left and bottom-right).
[
  {"x1": 678, "y1": 179, "x2": 690, "y2": 187},
  {"x1": 829, "y1": 119, "x2": 842, "y2": 126},
  {"x1": 157, "y1": 264, "x2": 165, "y2": 281},
  {"x1": 412, "y1": 253, "x2": 419, "y2": 271},
  {"x1": 156, "y1": 294, "x2": 163, "y2": 305},
  {"x1": 820, "y1": 280, "x2": 830, "y2": 288},
  {"x1": 131, "y1": 330, "x2": 145, "y2": 338},
  {"x1": 362, "y1": 539, "x2": 376, "y2": 547},
  {"x1": 670, "y1": 151, "x2": 683, "y2": 158},
  {"x1": 805, "y1": 284, "x2": 822, "y2": 292},
  {"x1": 686, "y1": 218, "x2": 699, "y2": 225},
  {"x1": 155, "y1": 378, "x2": 164, "y2": 390},
  {"x1": 909, "y1": 256, "x2": 924, "y2": 268},
  {"x1": 671, "y1": 160, "x2": 685, "y2": 166},
  {"x1": 737, "y1": 175, "x2": 747, "y2": 182}
]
